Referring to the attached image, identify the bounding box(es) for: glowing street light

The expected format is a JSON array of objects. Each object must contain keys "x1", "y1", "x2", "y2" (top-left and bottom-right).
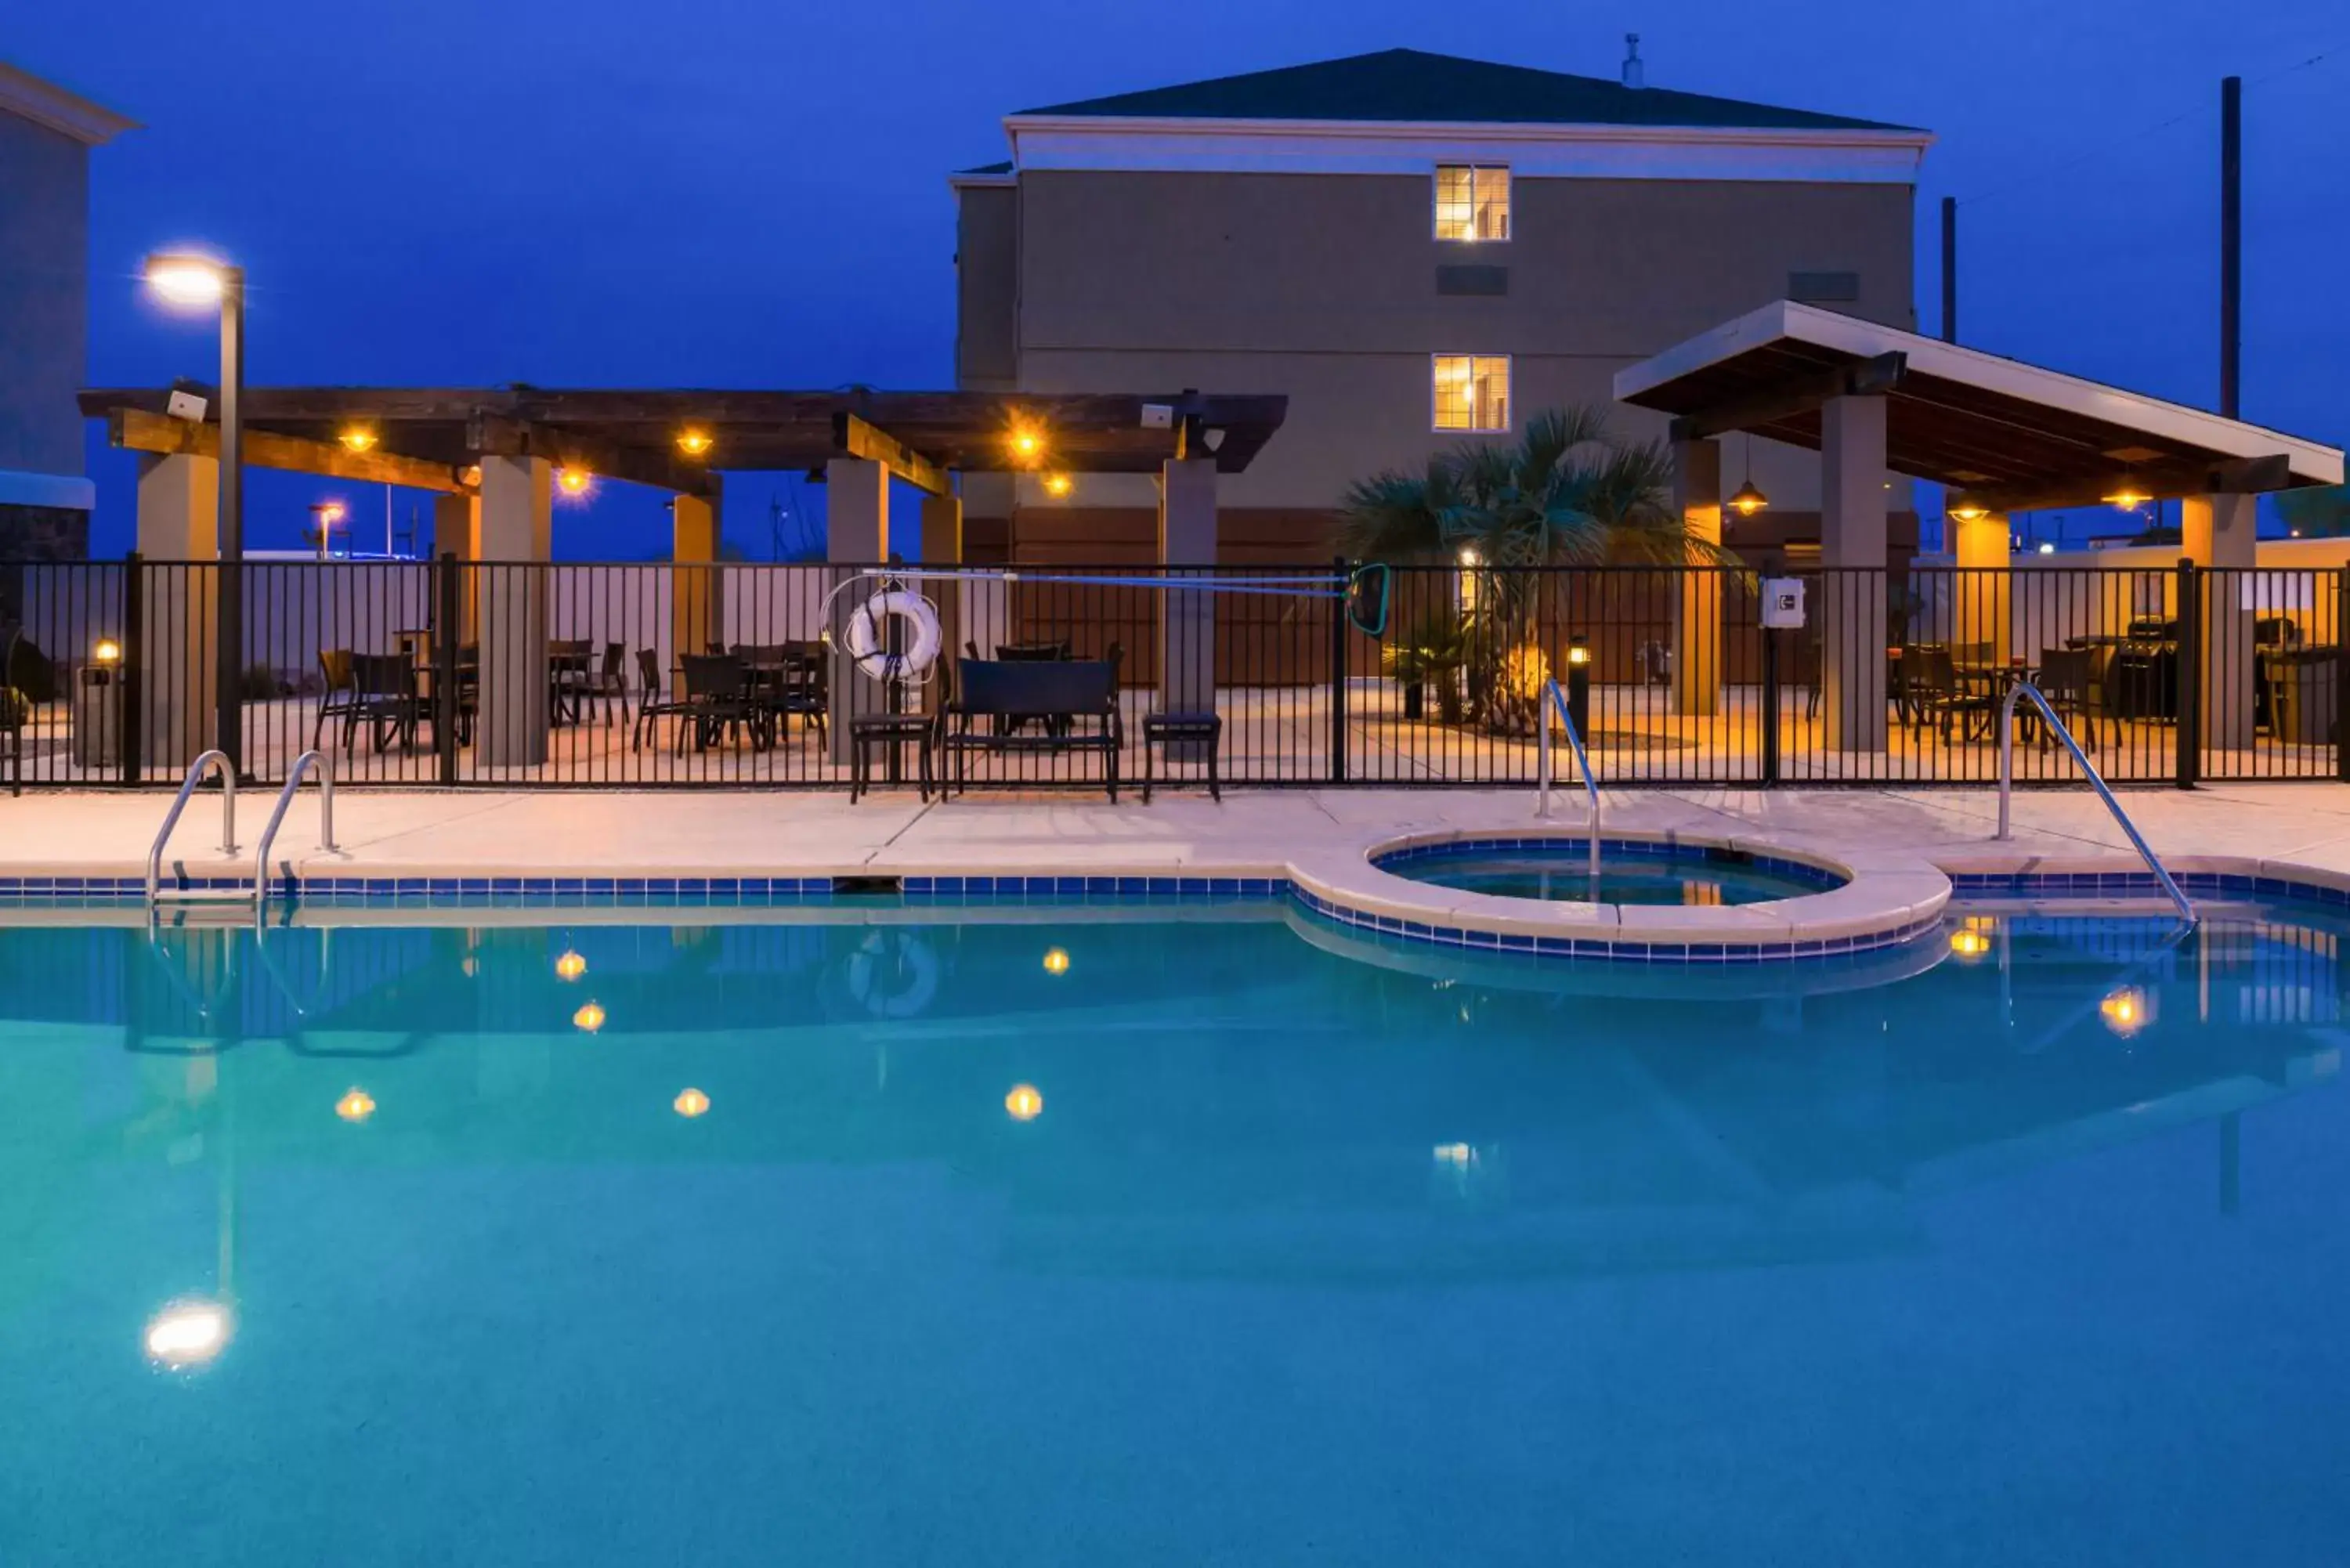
[
  {"x1": 143, "y1": 249, "x2": 247, "y2": 775},
  {"x1": 555, "y1": 465, "x2": 593, "y2": 499}
]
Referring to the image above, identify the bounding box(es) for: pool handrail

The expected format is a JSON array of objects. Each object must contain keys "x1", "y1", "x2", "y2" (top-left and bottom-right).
[
  {"x1": 253, "y1": 749, "x2": 338, "y2": 905},
  {"x1": 146, "y1": 750, "x2": 239, "y2": 904},
  {"x1": 1997, "y1": 679, "x2": 2194, "y2": 925},
  {"x1": 1535, "y1": 678, "x2": 1603, "y2": 880}
]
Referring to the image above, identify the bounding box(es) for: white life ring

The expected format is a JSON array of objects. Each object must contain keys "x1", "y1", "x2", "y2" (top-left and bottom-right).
[
  {"x1": 847, "y1": 930, "x2": 939, "y2": 1018},
  {"x1": 843, "y1": 590, "x2": 942, "y2": 681}
]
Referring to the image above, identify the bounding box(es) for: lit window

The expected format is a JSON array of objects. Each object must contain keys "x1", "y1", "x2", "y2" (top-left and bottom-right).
[
  {"x1": 1434, "y1": 165, "x2": 1509, "y2": 241},
  {"x1": 1433, "y1": 355, "x2": 1510, "y2": 432}
]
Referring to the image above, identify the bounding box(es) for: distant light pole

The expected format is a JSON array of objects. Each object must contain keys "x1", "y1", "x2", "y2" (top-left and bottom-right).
[{"x1": 144, "y1": 251, "x2": 247, "y2": 776}]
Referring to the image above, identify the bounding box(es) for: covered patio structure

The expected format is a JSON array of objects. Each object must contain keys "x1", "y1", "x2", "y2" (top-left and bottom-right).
[
  {"x1": 77, "y1": 385, "x2": 1286, "y2": 772},
  {"x1": 1615, "y1": 301, "x2": 2345, "y2": 754}
]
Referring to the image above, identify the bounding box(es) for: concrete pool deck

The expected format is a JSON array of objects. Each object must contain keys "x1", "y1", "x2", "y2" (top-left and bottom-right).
[{"x1": 6, "y1": 782, "x2": 2350, "y2": 952}]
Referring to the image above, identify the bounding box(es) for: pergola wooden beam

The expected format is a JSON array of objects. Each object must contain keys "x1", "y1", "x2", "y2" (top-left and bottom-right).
[
  {"x1": 1961, "y1": 453, "x2": 2298, "y2": 515},
  {"x1": 108, "y1": 407, "x2": 475, "y2": 493},
  {"x1": 1667, "y1": 352, "x2": 1908, "y2": 443},
  {"x1": 465, "y1": 414, "x2": 716, "y2": 497},
  {"x1": 831, "y1": 412, "x2": 949, "y2": 496}
]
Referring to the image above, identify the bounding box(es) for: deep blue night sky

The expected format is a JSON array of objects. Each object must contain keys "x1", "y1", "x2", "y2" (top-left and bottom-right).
[{"x1": 17, "y1": 0, "x2": 2348, "y2": 559}]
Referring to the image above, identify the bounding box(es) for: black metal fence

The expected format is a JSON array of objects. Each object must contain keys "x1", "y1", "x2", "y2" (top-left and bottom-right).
[{"x1": 4, "y1": 556, "x2": 2345, "y2": 791}]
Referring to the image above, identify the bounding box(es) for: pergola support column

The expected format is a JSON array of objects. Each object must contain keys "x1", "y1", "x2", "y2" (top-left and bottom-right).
[
  {"x1": 1670, "y1": 436, "x2": 1722, "y2": 716},
  {"x1": 133, "y1": 452, "x2": 219, "y2": 768},
  {"x1": 475, "y1": 455, "x2": 551, "y2": 768},
  {"x1": 671, "y1": 488, "x2": 720, "y2": 676},
  {"x1": 433, "y1": 492, "x2": 481, "y2": 650},
  {"x1": 826, "y1": 457, "x2": 888, "y2": 763},
  {"x1": 1159, "y1": 457, "x2": 1218, "y2": 750},
  {"x1": 1820, "y1": 392, "x2": 1889, "y2": 753},
  {"x1": 2185, "y1": 490, "x2": 2258, "y2": 751},
  {"x1": 1951, "y1": 509, "x2": 2011, "y2": 666}
]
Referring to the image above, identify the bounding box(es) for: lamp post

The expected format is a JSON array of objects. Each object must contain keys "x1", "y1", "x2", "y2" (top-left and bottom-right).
[{"x1": 144, "y1": 252, "x2": 246, "y2": 778}]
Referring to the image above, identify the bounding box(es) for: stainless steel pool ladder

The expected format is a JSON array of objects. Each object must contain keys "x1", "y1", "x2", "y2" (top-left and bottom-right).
[
  {"x1": 146, "y1": 749, "x2": 339, "y2": 906},
  {"x1": 1997, "y1": 680, "x2": 2194, "y2": 925},
  {"x1": 1534, "y1": 678, "x2": 1603, "y2": 880}
]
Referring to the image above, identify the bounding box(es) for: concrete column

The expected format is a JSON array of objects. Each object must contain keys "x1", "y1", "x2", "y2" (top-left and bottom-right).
[
  {"x1": 671, "y1": 490, "x2": 718, "y2": 677},
  {"x1": 1819, "y1": 393, "x2": 1889, "y2": 752},
  {"x1": 1158, "y1": 458, "x2": 1218, "y2": 739},
  {"x1": 1951, "y1": 509, "x2": 2011, "y2": 666},
  {"x1": 475, "y1": 456, "x2": 551, "y2": 768},
  {"x1": 826, "y1": 457, "x2": 888, "y2": 762},
  {"x1": 920, "y1": 492, "x2": 964, "y2": 710},
  {"x1": 134, "y1": 453, "x2": 220, "y2": 767},
  {"x1": 433, "y1": 492, "x2": 481, "y2": 649},
  {"x1": 1669, "y1": 437, "x2": 1722, "y2": 716},
  {"x1": 2184, "y1": 491, "x2": 2258, "y2": 750}
]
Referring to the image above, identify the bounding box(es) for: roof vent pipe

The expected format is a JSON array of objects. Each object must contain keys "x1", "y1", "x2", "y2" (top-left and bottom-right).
[{"x1": 1622, "y1": 34, "x2": 1645, "y2": 89}]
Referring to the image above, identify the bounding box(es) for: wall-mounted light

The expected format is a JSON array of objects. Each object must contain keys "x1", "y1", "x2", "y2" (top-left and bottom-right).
[
  {"x1": 1041, "y1": 471, "x2": 1073, "y2": 498},
  {"x1": 556, "y1": 466, "x2": 593, "y2": 498},
  {"x1": 92, "y1": 638, "x2": 122, "y2": 667},
  {"x1": 1948, "y1": 500, "x2": 1989, "y2": 522},
  {"x1": 338, "y1": 426, "x2": 378, "y2": 453},
  {"x1": 677, "y1": 428, "x2": 713, "y2": 458}
]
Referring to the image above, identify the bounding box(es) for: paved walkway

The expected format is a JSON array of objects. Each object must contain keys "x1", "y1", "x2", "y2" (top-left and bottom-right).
[{"x1": 9, "y1": 782, "x2": 2350, "y2": 887}]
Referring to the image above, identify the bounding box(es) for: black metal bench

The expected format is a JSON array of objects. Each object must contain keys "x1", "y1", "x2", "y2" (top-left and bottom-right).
[{"x1": 944, "y1": 658, "x2": 1123, "y2": 800}]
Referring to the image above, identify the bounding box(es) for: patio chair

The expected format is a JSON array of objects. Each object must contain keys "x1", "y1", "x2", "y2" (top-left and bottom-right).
[
  {"x1": 548, "y1": 638, "x2": 593, "y2": 726},
  {"x1": 769, "y1": 639, "x2": 828, "y2": 738},
  {"x1": 313, "y1": 649, "x2": 360, "y2": 749},
  {"x1": 345, "y1": 652, "x2": 426, "y2": 753},
  {"x1": 1906, "y1": 645, "x2": 1994, "y2": 742},
  {"x1": 631, "y1": 648, "x2": 689, "y2": 752},
  {"x1": 2034, "y1": 646, "x2": 2106, "y2": 752},
  {"x1": 576, "y1": 641, "x2": 627, "y2": 727},
  {"x1": 675, "y1": 652, "x2": 772, "y2": 753}
]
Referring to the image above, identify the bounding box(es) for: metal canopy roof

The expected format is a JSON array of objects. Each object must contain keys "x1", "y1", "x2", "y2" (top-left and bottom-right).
[
  {"x1": 1614, "y1": 301, "x2": 2344, "y2": 511},
  {"x1": 78, "y1": 386, "x2": 1288, "y2": 497}
]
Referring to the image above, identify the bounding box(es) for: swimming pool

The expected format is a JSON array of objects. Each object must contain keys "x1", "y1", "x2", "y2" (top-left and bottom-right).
[{"x1": 2, "y1": 898, "x2": 2343, "y2": 1566}]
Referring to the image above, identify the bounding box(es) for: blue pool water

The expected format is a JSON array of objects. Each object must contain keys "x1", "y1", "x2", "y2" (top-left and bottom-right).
[{"x1": 2, "y1": 901, "x2": 2346, "y2": 1566}]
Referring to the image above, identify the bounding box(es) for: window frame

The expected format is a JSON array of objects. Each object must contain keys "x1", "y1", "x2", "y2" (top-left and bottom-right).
[
  {"x1": 1432, "y1": 164, "x2": 1511, "y2": 244},
  {"x1": 1431, "y1": 353, "x2": 1513, "y2": 434}
]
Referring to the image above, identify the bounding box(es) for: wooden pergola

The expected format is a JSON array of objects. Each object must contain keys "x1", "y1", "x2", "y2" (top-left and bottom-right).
[{"x1": 77, "y1": 386, "x2": 1290, "y2": 500}]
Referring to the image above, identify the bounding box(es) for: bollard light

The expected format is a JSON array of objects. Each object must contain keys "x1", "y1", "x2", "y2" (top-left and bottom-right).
[{"x1": 1565, "y1": 634, "x2": 1592, "y2": 735}]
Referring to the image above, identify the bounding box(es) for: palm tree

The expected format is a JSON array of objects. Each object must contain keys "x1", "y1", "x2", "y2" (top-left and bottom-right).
[{"x1": 1338, "y1": 405, "x2": 1734, "y2": 734}]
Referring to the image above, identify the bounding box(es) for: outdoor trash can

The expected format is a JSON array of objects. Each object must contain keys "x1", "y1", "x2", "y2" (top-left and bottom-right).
[{"x1": 2268, "y1": 647, "x2": 2337, "y2": 745}]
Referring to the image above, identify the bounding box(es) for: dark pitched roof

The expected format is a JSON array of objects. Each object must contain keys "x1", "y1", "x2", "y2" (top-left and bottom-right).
[
  {"x1": 956, "y1": 160, "x2": 1014, "y2": 175},
  {"x1": 1016, "y1": 48, "x2": 1918, "y2": 134}
]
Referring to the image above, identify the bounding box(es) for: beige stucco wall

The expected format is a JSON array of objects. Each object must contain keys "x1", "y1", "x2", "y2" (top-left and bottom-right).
[
  {"x1": 957, "y1": 165, "x2": 1914, "y2": 522},
  {"x1": 954, "y1": 184, "x2": 1019, "y2": 392},
  {"x1": 0, "y1": 110, "x2": 91, "y2": 479}
]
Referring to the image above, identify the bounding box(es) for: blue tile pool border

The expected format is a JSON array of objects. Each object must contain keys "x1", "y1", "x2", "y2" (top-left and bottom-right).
[{"x1": 8, "y1": 864, "x2": 2347, "y2": 963}]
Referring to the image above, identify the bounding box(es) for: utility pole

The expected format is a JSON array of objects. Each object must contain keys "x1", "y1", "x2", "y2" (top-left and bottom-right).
[
  {"x1": 2220, "y1": 74, "x2": 2241, "y2": 417},
  {"x1": 1940, "y1": 196, "x2": 1958, "y2": 344}
]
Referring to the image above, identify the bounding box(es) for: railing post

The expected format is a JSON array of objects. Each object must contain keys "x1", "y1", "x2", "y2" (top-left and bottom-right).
[
  {"x1": 1328, "y1": 555, "x2": 1349, "y2": 783},
  {"x1": 1759, "y1": 623, "x2": 1781, "y2": 788},
  {"x1": 435, "y1": 551, "x2": 460, "y2": 784},
  {"x1": 2175, "y1": 557, "x2": 2199, "y2": 789},
  {"x1": 2336, "y1": 565, "x2": 2350, "y2": 784},
  {"x1": 120, "y1": 551, "x2": 145, "y2": 786}
]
